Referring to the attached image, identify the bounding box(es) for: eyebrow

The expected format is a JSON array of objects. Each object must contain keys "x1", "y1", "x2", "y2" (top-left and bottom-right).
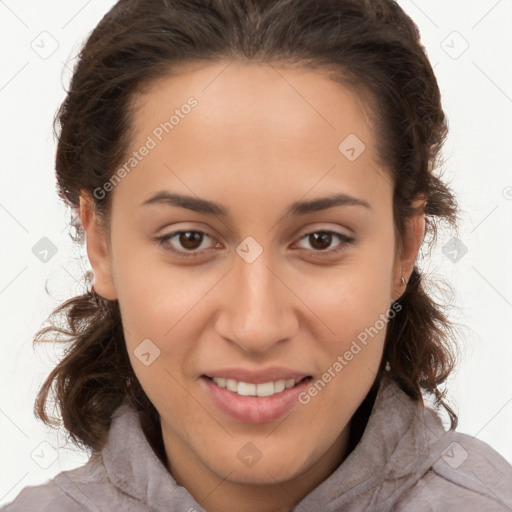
[{"x1": 140, "y1": 191, "x2": 371, "y2": 216}]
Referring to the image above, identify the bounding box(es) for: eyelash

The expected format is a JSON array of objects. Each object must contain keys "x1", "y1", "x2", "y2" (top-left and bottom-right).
[{"x1": 156, "y1": 229, "x2": 355, "y2": 259}]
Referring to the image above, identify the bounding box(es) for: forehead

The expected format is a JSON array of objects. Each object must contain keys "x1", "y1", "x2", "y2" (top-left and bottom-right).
[
  {"x1": 113, "y1": 60, "x2": 390, "y2": 213},
  {"x1": 130, "y1": 60, "x2": 375, "y2": 146}
]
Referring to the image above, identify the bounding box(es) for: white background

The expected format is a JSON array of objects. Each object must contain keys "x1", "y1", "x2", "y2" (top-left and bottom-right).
[{"x1": 1, "y1": 0, "x2": 511, "y2": 506}]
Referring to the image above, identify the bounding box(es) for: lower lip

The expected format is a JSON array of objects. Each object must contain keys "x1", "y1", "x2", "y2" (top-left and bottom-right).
[{"x1": 201, "y1": 377, "x2": 311, "y2": 424}]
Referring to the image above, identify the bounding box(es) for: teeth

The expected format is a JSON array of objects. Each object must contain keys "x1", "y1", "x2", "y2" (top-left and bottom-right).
[
  {"x1": 211, "y1": 377, "x2": 300, "y2": 397},
  {"x1": 274, "y1": 380, "x2": 286, "y2": 393},
  {"x1": 256, "y1": 382, "x2": 274, "y2": 397},
  {"x1": 237, "y1": 382, "x2": 256, "y2": 396},
  {"x1": 215, "y1": 377, "x2": 226, "y2": 388},
  {"x1": 226, "y1": 379, "x2": 238, "y2": 392},
  {"x1": 285, "y1": 379, "x2": 295, "y2": 389}
]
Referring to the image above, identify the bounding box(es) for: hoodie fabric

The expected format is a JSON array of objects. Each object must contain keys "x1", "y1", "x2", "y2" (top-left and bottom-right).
[{"x1": 3, "y1": 375, "x2": 512, "y2": 511}]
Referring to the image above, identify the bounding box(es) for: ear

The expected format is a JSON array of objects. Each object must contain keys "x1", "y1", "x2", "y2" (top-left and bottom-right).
[
  {"x1": 391, "y1": 197, "x2": 426, "y2": 303},
  {"x1": 79, "y1": 193, "x2": 118, "y2": 301}
]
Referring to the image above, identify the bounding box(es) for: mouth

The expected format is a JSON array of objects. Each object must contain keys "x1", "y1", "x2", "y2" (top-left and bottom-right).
[
  {"x1": 201, "y1": 374, "x2": 313, "y2": 424},
  {"x1": 203, "y1": 375, "x2": 312, "y2": 397}
]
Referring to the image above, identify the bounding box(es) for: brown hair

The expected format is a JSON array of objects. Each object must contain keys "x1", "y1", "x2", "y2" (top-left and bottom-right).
[{"x1": 35, "y1": 0, "x2": 461, "y2": 454}]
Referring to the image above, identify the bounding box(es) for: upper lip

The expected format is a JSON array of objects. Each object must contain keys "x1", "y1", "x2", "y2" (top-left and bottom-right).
[{"x1": 203, "y1": 366, "x2": 311, "y2": 384}]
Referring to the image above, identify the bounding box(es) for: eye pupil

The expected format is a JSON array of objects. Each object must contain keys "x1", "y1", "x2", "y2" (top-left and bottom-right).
[
  {"x1": 180, "y1": 231, "x2": 203, "y2": 250},
  {"x1": 310, "y1": 232, "x2": 332, "y2": 250}
]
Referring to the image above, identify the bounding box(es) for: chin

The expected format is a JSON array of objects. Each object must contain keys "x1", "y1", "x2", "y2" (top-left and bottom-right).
[
  {"x1": 217, "y1": 464, "x2": 302, "y2": 486},
  {"x1": 205, "y1": 446, "x2": 312, "y2": 485}
]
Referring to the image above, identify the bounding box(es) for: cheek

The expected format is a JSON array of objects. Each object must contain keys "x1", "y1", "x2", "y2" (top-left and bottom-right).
[
  {"x1": 111, "y1": 240, "x2": 215, "y2": 337},
  {"x1": 302, "y1": 236, "x2": 395, "y2": 337},
  {"x1": 115, "y1": 258, "x2": 206, "y2": 415},
  {"x1": 298, "y1": 280, "x2": 392, "y2": 439},
  {"x1": 295, "y1": 229, "x2": 396, "y2": 403}
]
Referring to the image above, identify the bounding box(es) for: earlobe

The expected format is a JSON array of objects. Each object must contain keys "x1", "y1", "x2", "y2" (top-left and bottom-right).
[
  {"x1": 79, "y1": 194, "x2": 118, "y2": 301},
  {"x1": 391, "y1": 198, "x2": 426, "y2": 303}
]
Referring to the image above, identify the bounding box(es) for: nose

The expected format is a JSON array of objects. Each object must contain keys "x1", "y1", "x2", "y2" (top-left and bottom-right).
[{"x1": 214, "y1": 247, "x2": 299, "y2": 354}]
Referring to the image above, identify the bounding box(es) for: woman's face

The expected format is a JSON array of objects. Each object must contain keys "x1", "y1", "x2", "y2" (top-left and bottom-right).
[{"x1": 82, "y1": 61, "x2": 423, "y2": 500}]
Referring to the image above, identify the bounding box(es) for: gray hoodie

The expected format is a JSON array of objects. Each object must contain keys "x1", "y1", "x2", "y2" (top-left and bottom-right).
[{"x1": 3, "y1": 375, "x2": 512, "y2": 511}]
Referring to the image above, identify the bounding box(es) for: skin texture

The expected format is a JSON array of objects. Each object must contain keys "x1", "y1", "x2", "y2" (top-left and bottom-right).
[{"x1": 79, "y1": 61, "x2": 425, "y2": 512}]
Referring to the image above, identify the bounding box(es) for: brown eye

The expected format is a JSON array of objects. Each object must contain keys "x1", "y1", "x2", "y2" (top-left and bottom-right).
[
  {"x1": 178, "y1": 231, "x2": 204, "y2": 250},
  {"x1": 308, "y1": 232, "x2": 333, "y2": 250},
  {"x1": 296, "y1": 230, "x2": 354, "y2": 254},
  {"x1": 157, "y1": 230, "x2": 216, "y2": 258}
]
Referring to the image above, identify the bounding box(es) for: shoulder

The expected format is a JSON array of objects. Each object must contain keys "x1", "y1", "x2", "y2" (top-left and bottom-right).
[
  {"x1": 1, "y1": 454, "x2": 137, "y2": 512},
  {"x1": 397, "y1": 430, "x2": 512, "y2": 511},
  {"x1": 1, "y1": 480, "x2": 84, "y2": 512}
]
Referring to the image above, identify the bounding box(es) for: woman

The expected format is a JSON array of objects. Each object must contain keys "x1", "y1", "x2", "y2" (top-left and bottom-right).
[{"x1": 3, "y1": 0, "x2": 512, "y2": 511}]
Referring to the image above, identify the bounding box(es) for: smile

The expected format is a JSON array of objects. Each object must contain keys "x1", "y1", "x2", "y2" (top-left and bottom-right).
[
  {"x1": 209, "y1": 376, "x2": 310, "y2": 397},
  {"x1": 202, "y1": 374, "x2": 313, "y2": 424}
]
